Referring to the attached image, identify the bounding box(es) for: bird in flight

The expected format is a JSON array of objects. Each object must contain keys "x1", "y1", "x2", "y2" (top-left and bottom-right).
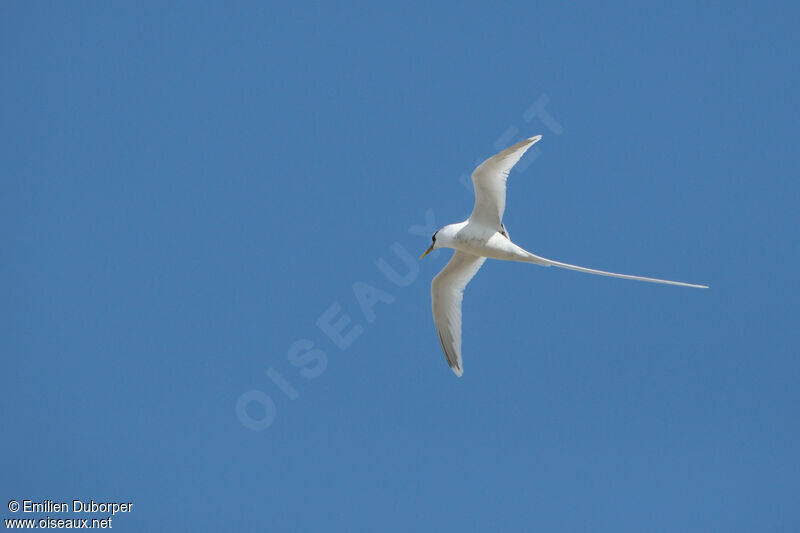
[{"x1": 419, "y1": 135, "x2": 707, "y2": 377}]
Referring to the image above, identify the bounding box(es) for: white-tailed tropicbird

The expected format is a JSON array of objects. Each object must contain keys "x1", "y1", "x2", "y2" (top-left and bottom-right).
[{"x1": 419, "y1": 135, "x2": 707, "y2": 376}]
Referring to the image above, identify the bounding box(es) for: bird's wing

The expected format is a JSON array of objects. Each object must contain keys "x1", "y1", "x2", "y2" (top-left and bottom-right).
[
  {"x1": 431, "y1": 251, "x2": 487, "y2": 376},
  {"x1": 469, "y1": 135, "x2": 542, "y2": 228},
  {"x1": 527, "y1": 251, "x2": 708, "y2": 288}
]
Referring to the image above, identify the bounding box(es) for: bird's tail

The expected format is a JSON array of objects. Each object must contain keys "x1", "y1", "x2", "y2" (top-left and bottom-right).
[{"x1": 521, "y1": 251, "x2": 707, "y2": 288}]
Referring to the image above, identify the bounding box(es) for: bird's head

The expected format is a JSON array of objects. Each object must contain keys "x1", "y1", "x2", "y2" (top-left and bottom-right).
[{"x1": 419, "y1": 230, "x2": 440, "y2": 259}]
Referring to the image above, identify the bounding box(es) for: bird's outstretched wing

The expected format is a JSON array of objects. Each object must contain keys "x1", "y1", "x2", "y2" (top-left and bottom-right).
[
  {"x1": 431, "y1": 251, "x2": 487, "y2": 376},
  {"x1": 470, "y1": 135, "x2": 541, "y2": 229}
]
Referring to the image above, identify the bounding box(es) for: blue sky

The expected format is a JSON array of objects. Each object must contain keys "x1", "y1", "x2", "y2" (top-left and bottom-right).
[{"x1": 2, "y1": 2, "x2": 799, "y2": 531}]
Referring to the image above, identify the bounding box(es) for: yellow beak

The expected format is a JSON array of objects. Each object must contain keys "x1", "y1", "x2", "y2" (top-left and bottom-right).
[{"x1": 419, "y1": 244, "x2": 434, "y2": 259}]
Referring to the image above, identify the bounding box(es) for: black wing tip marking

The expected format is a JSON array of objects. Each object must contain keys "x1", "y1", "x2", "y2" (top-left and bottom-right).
[{"x1": 437, "y1": 330, "x2": 463, "y2": 377}]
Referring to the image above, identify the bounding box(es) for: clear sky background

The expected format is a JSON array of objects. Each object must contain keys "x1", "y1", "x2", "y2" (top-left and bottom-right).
[{"x1": 2, "y1": 2, "x2": 799, "y2": 531}]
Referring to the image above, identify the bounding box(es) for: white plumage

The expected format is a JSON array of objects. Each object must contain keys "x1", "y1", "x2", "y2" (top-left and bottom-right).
[{"x1": 420, "y1": 136, "x2": 707, "y2": 377}]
